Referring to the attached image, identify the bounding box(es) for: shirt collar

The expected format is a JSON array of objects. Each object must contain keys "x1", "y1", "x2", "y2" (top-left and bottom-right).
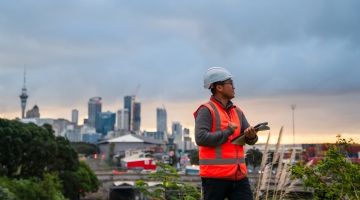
[{"x1": 211, "y1": 96, "x2": 235, "y2": 110}]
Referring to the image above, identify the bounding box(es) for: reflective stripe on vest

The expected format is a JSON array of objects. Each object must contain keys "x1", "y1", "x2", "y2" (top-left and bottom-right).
[
  {"x1": 199, "y1": 158, "x2": 246, "y2": 165},
  {"x1": 208, "y1": 101, "x2": 222, "y2": 160}
]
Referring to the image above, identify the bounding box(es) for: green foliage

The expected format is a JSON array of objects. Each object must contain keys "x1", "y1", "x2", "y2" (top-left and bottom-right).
[
  {"x1": 0, "y1": 120, "x2": 57, "y2": 178},
  {"x1": 135, "y1": 162, "x2": 201, "y2": 200},
  {"x1": 245, "y1": 147, "x2": 263, "y2": 170},
  {"x1": 76, "y1": 161, "x2": 100, "y2": 196},
  {"x1": 0, "y1": 186, "x2": 15, "y2": 200},
  {"x1": 70, "y1": 142, "x2": 99, "y2": 156},
  {"x1": 189, "y1": 149, "x2": 199, "y2": 165},
  {"x1": 0, "y1": 173, "x2": 67, "y2": 200},
  {"x1": 0, "y1": 119, "x2": 100, "y2": 200},
  {"x1": 49, "y1": 136, "x2": 79, "y2": 172},
  {"x1": 291, "y1": 136, "x2": 360, "y2": 200},
  {"x1": 58, "y1": 161, "x2": 100, "y2": 200}
]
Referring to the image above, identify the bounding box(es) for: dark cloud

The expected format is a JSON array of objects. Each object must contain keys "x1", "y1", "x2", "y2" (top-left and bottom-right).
[{"x1": 1, "y1": 0, "x2": 360, "y2": 109}]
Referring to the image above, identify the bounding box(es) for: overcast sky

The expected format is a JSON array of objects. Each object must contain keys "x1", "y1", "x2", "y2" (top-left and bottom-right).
[{"x1": 1, "y1": 1, "x2": 359, "y2": 144}]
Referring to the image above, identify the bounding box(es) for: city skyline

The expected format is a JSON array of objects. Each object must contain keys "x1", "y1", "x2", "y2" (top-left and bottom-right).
[{"x1": 0, "y1": 1, "x2": 359, "y2": 144}]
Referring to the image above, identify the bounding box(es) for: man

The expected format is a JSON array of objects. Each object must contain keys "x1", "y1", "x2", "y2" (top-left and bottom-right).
[{"x1": 194, "y1": 67, "x2": 258, "y2": 200}]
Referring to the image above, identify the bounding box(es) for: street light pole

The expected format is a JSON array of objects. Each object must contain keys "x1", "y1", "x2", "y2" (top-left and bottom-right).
[{"x1": 291, "y1": 104, "x2": 296, "y2": 148}]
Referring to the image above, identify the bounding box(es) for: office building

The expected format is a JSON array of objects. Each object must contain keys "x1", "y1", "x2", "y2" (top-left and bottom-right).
[
  {"x1": 71, "y1": 109, "x2": 79, "y2": 125},
  {"x1": 26, "y1": 105, "x2": 40, "y2": 118},
  {"x1": 172, "y1": 122, "x2": 183, "y2": 151},
  {"x1": 133, "y1": 102, "x2": 141, "y2": 132},
  {"x1": 95, "y1": 111, "x2": 116, "y2": 136},
  {"x1": 88, "y1": 97, "x2": 102, "y2": 128},
  {"x1": 156, "y1": 107, "x2": 167, "y2": 133},
  {"x1": 124, "y1": 95, "x2": 134, "y2": 131},
  {"x1": 117, "y1": 109, "x2": 129, "y2": 131}
]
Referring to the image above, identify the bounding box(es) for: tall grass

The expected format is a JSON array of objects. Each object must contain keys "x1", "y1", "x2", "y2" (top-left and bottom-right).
[
  {"x1": 254, "y1": 126, "x2": 300, "y2": 200},
  {"x1": 255, "y1": 131, "x2": 270, "y2": 200}
]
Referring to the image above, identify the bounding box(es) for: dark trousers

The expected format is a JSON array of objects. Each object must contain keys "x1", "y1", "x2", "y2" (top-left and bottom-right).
[{"x1": 201, "y1": 177, "x2": 253, "y2": 200}]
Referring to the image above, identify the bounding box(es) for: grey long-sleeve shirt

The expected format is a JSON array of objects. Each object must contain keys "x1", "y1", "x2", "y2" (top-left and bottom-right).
[{"x1": 195, "y1": 99, "x2": 258, "y2": 147}]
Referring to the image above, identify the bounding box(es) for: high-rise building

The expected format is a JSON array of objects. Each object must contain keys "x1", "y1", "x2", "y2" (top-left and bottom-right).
[
  {"x1": 183, "y1": 128, "x2": 192, "y2": 151},
  {"x1": 117, "y1": 108, "x2": 129, "y2": 130},
  {"x1": 133, "y1": 102, "x2": 141, "y2": 132},
  {"x1": 183, "y1": 128, "x2": 190, "y2": 137},
  {"x1": 172, "y1": 122, "x2": 183, "y2": 151},
  {"x1": 88, "y1": 97, "x2": 102, "y2": 128},
  {"x1": 172, "y1": 122, "x2": 183, "y2": 137},
  {"x1": 26, "y1": 105, "x2": 40, "y2": 118},
  {"x1": 95, "y1": 111, "x2": 116, "y2": 136},
  {"x1": 156, "y1": 107, "x2": 167, "y2": 133},
  {"x1": 19, "y1": 69, "x2": 28, "y2": 119},
  {"x1": 71, "y1": 109, "x2": 79, "y2": 125},
  {"x1": 124, "y1": 96, "x2": 134, "y2": 131}
]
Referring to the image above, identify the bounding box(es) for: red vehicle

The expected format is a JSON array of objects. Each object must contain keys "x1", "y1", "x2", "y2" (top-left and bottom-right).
[{"x1": 121, "y1": 152, "x2": 156, "y2": 171}]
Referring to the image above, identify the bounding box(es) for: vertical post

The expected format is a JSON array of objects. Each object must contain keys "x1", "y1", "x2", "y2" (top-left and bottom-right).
[{"x1": 291, "y1": 104, "x2": 296, "y2": 148}]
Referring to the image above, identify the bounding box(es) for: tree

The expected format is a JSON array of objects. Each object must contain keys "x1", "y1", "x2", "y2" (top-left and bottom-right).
[
  {"x1": 76, "y1": 161, "x2": 100, "y2": 196},
  {"x1": 0, "y1": 120, "x2": 58, "y2": 178},
  {"x1": 0, "y1": 119, "x2": 99, "y2": 200},
  {"x1": 135, "y1": 162, "x2": 201, "y2": 200},
  {"x1": 246, "y1": 147, "x2": 263, "y2": 171},
  {"x1": 0, "y1": 173, "x2": 67, "y2": 200},
  {"x1": 70, "y1": 142, "x2": 99, "y2": 156},
  {"x1": 291, "y1": 136, "x2": 360, "y2": 200}
]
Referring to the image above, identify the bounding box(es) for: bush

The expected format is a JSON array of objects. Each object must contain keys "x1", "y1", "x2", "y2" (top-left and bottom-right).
[{"x1": 291, "y1": 136, "x2": 360, "y2": 200}]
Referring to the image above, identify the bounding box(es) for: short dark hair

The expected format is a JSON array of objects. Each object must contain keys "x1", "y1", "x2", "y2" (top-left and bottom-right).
[
  {"x1": 210, "y1": 81, "x2": 223, "y2": 95},
  {"x1": 210, "y1": 78, "x2": 232, "y2": 95}
]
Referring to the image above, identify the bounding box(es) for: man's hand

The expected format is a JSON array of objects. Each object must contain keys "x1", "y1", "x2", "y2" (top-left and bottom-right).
[
  {"x1": 244, "y1": 126, "x2": 257, "y2": 139},
  {"x1": 228, "y1": 122, "x2": 238, "y2": 130}
]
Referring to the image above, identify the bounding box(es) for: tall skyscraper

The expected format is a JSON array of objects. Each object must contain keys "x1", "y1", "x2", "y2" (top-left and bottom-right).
[
  {"x1": 157, "y1": 107, "x2": 167, "y2": 133},
  {"x1": 133, "y1": 102, "x2": 141, "y2": 132},
  {"x1": 19, "y1": 69, "x2": 28, "y2": 119},
  {"x1": 117, "y1": 108, "x2": 129, "y2": 130},
  {"x1": 124, "y1": 95, "x2": 134, "y2": 131},
  {"x1": 71, "y1": 109, "x2": 79, "y2": 125},
  {"x1": 172, "y1": 122, "x2": 183, "y2": 151},
  {"x1": 88, "y1": 97, "x2": 102, "y2": 128},
  {"x1": 183, "y1": 128, "x2": 192, "y2": 151},
  {"x1": 26, "y1": 105, "x2": 40, "y2": 118},
  {"x1": 172, "y1": 122, "x2": 183, "y2": 137},
  {"x1": 95, "y1": 111, "x2": 116, "y2": 136}
]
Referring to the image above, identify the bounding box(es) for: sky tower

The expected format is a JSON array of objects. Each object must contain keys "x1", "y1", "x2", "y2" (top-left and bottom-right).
[{"x1": 19, "y1": 69, "x2": 28, "y2": 119}]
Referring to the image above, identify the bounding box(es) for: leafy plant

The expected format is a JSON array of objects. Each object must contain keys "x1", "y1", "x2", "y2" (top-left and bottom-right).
[
  {"x1": 135, "y1": 162, "x2": 201, "y2": 200},
  {"x1": 291, "y1": 136, "x2": 360, "y2": 200}
]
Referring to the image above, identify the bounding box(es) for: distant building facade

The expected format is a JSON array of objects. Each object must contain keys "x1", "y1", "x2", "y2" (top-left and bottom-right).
[
  {"x1": 88, "y1": 97, "x2": 102, "y2": 128},
  {"x1": 143, "y1": 131, "x2": 166, "y2": 141},
  {"x1": 26, "y1": 105, "x2": 40, "y2": 118},
  {"x1": 124, "y1": 96, "x2": 134, "y2": 131},
  {"x1": 156, "y1": 107, "x2": 167, "y2": 133},
  {"x1": 133, "y1": 102, "x2": 141, "y2": 132},
  {"x1": 95, "y1": 111, "x2": 116, "y2": 136},
  {"x1": 117, "y1": 109, "x2": 129, "y2": 131},
  {"x1": 64, "y1": 124, "x2": 81, "y2": 142},
  {"x1": 172, "y1": 122, "x2": 183, "y2": 151},
  {"x1": 71, "y1": 109, "x2": 79, "y2": 125}
]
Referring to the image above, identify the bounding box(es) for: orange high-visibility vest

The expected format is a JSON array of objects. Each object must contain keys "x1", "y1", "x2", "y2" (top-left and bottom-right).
[{"x1": 194, "y1": 98, "x2": 248, "y2": 180}]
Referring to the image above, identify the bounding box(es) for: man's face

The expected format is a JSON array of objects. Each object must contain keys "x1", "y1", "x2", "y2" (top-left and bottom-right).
[{"x1": 217, "y1": 79, "x2": 235, "y2": 99}]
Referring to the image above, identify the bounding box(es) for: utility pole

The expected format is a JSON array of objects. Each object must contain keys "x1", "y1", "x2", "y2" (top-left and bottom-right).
[{"x1": 291, "y1": 104, "x2": 296, "y2": 148}]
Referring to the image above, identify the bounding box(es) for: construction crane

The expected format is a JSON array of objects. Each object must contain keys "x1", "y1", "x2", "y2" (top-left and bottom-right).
[{"x1": 132, "y1": 84, "x2": 141, "y2": 99}]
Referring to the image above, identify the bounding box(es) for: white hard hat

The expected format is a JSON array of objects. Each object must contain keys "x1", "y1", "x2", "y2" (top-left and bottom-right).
[{"x1": 203, "y1": 67, "x2": 232, "y2": 89}]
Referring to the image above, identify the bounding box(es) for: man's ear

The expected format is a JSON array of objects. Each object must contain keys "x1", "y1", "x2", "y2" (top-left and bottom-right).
[{"x1": 216, "y1": 84, "x2": 223, "y2": 92}]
